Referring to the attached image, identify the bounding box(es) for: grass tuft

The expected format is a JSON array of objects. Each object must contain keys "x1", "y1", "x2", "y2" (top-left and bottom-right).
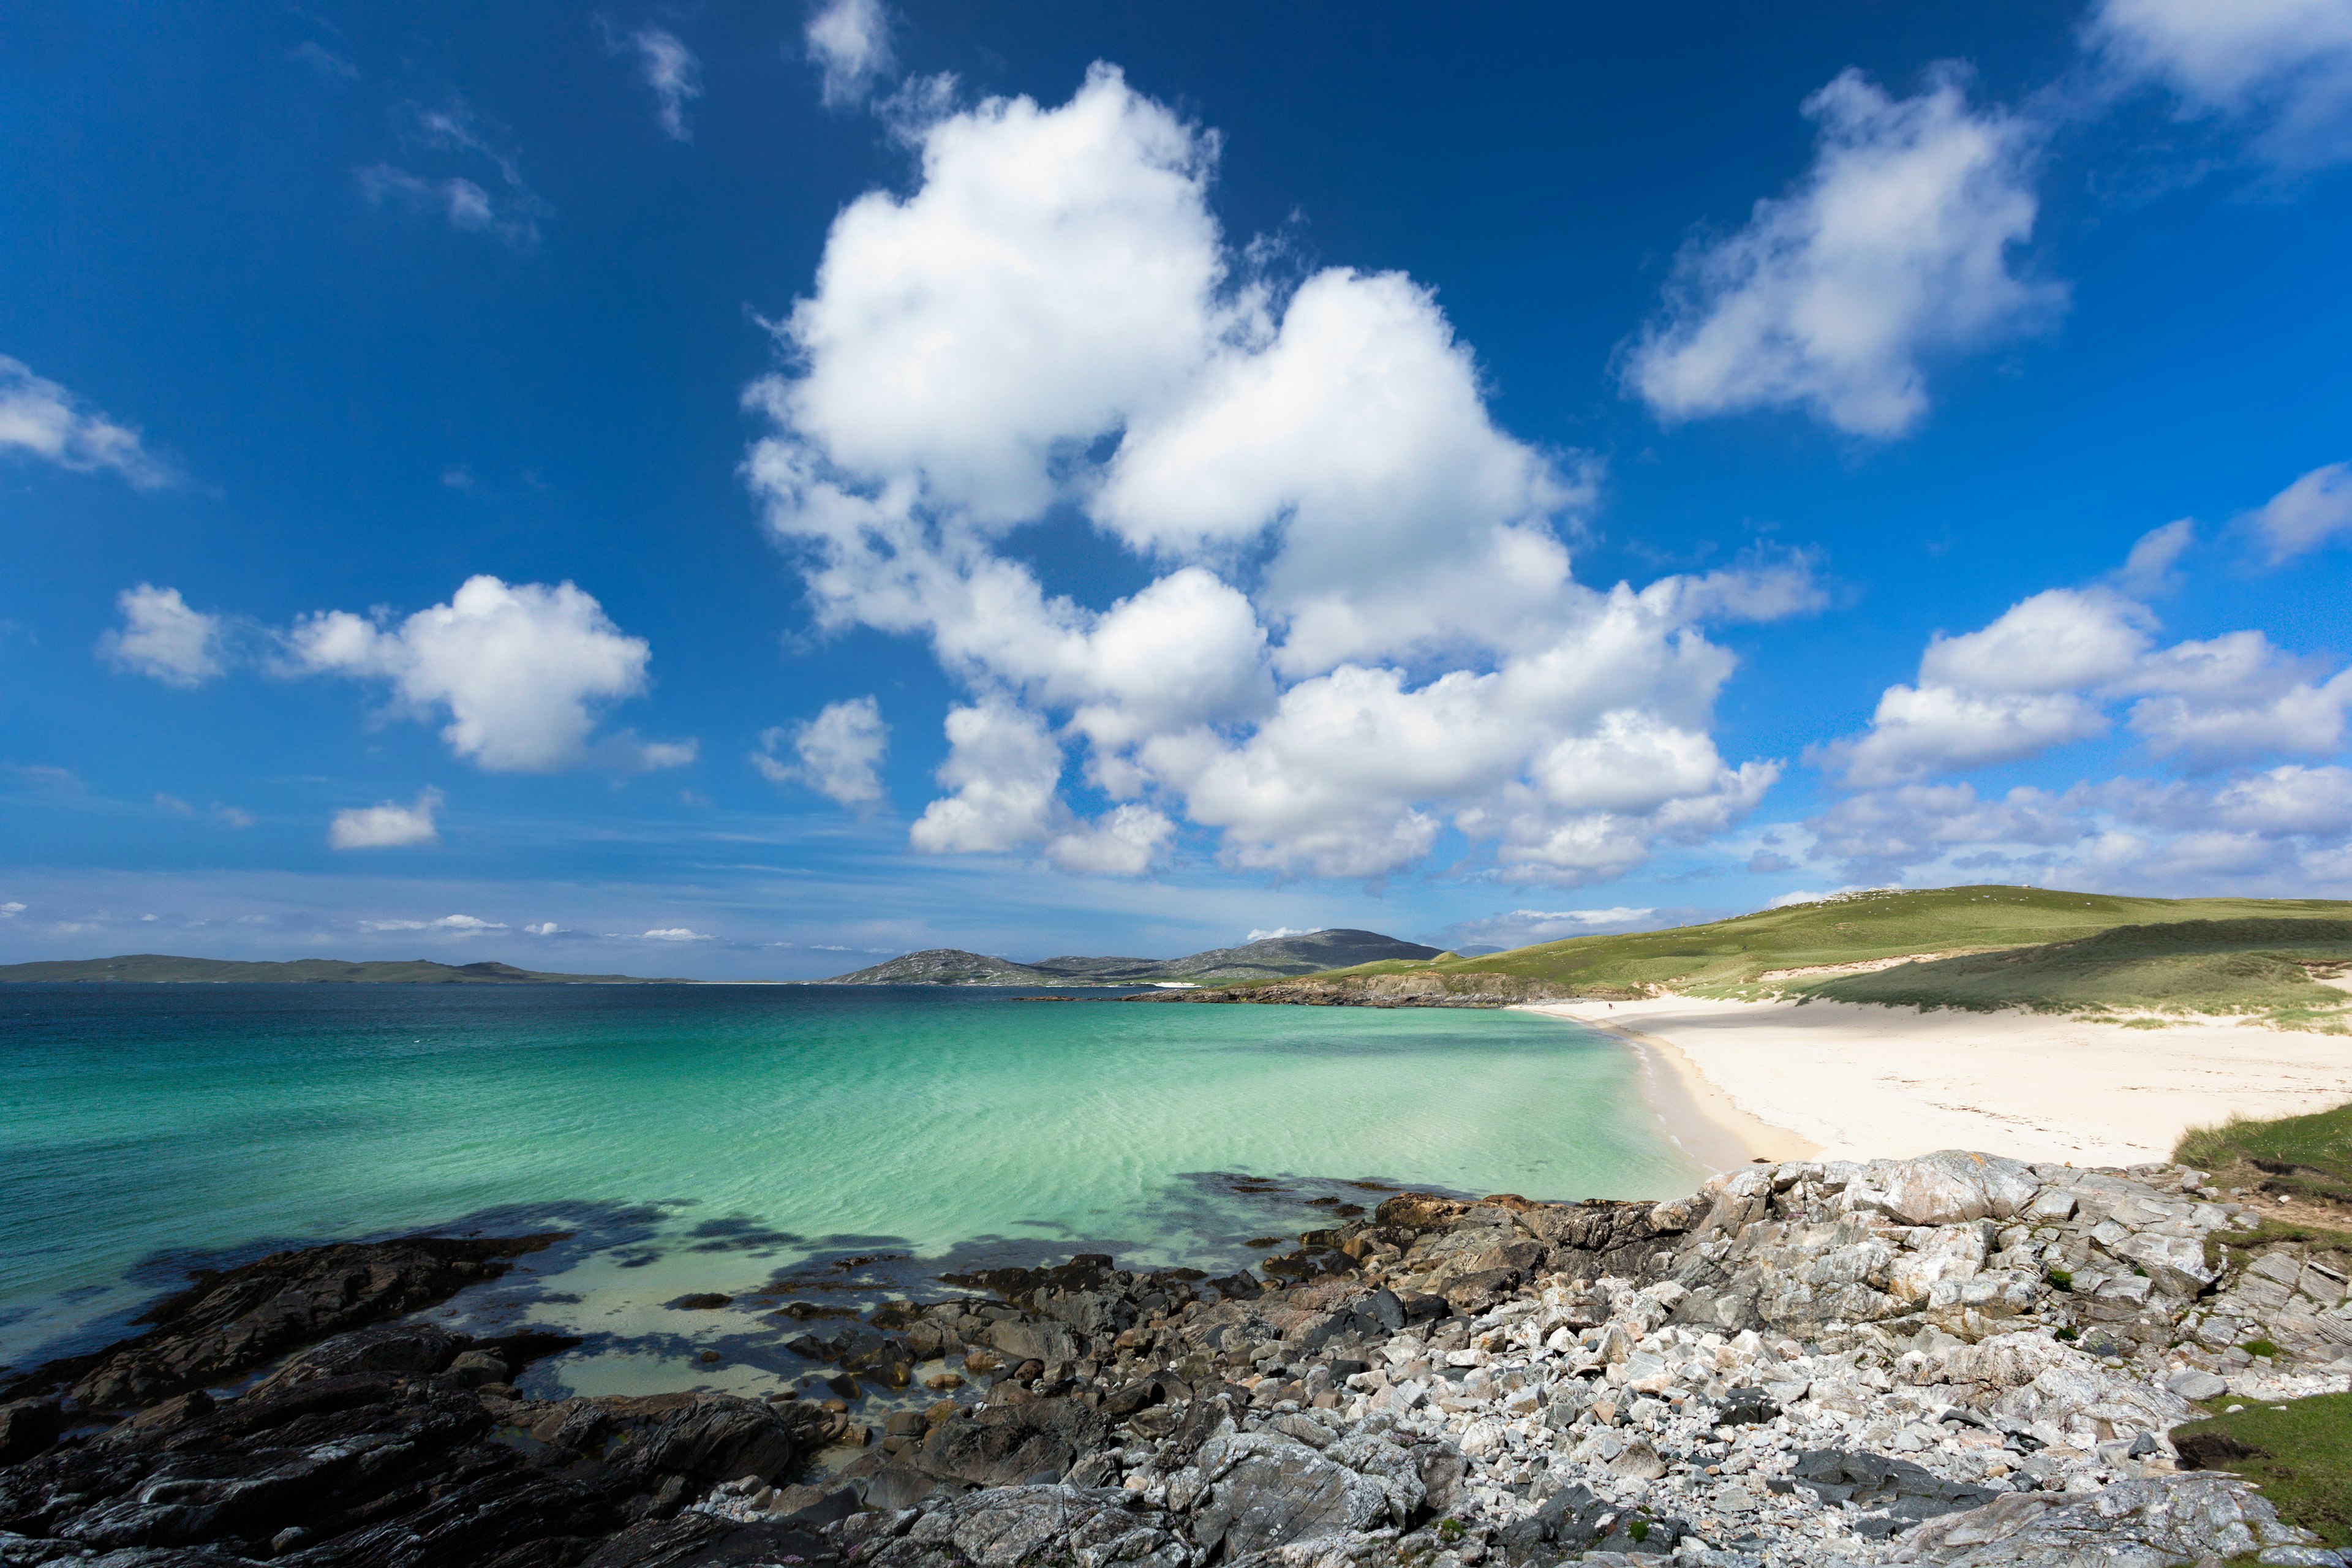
[
  {"x1": 2173, "y1": 1392, "x2": 2352, "y2": 1545},
  {"x1": 2177, "y1": 1102, "x2": 2352, "y2": 1203}
]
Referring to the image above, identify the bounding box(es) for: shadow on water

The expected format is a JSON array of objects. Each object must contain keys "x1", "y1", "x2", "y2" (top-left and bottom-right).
[
  {"x1": 0, "y1": 1199, "x2": 671, "y2": 1378},
  {"x1": 6, "y1": 1166, "x2": 1494, "y2": 1397}
]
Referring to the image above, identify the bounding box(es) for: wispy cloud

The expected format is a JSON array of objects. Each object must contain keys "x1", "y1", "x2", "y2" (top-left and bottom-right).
[
  {"x1": 361, "y1": 912, "x2": 505, "y2": 932},
  {"x1": 2241, "y1": 460, "x2": 2352, "y2": 560},
  {"x1": 601, "y1": 20, "x2": 704, "y2": 140},
  {"x1": 360, "y1": 98, "x2": 546, "y2": 249},
  {"x1": 1626, "y1": 66, "x2": 2060, "y2": 438},
  {"x1": 289, "y1": 40, "x2": 357, "y2": 81},
  {"x1": 0, "y1": 356, "x2": 178, "y2": 489},
  {"x1": 805, "y1": 0, "x2": 895, "y2": 108},
  {"x1": 2088, "y1": 0, "x2": 2352, "y2": 170},
  {"x1": 1433, "y1": 907, "x2": 1669, "y2": 951}
]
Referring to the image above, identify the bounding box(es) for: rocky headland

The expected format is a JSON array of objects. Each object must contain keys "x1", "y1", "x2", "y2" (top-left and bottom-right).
[{"x1": 4, "y1": 1152, "x2": 2348, "y2": 1568}]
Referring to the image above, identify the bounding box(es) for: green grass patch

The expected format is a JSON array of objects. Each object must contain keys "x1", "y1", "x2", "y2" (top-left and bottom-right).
[
  {"x1": 2179, "y1": 1101, "x2": 2352, "y2": 1202},
  {"x1": 1803, "y1": 919, "x2": 2352, "y2": 1016},
  {"x1": 2201, "y1": 1219, "x2": 2352, "y2": 1275},
  {"x1": 2173, "y1": 1392, "x2": 2352, "y2": 1546}
]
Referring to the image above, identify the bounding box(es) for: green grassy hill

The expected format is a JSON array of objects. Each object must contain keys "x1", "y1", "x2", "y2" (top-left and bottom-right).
[
  {"x1": 1275, "y1": 886, "x2": 2352, "y2": 1022},
  {"x1": 0, "y1": 955, "x2": 688, "y2": 984},
  {"x1": 1809, "y1": 918, "x2": 2352, "y2": 1019}
]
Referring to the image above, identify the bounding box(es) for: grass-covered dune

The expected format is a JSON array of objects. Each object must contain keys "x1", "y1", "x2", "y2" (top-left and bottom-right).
[
  {"x1": 1275, "y1": 885, "x2": 2352, "y2": 1021},
  {"x1": 1809, "y1": 917, "x2": 2352, "y2": 1019}
]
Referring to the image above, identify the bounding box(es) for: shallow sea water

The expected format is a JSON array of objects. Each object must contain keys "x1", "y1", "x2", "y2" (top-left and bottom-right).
[{"x1": 0, "y1": 983, "x2": 1702, "y2": 1398}]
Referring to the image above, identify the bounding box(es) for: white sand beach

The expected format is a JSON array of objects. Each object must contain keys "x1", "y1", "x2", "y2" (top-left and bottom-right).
[{"x1": 1521, "y1": 995, "x2": 2352, "y2": 1170}]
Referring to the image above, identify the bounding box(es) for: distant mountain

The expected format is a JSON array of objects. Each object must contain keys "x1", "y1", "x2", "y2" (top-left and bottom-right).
[
  {"x1": 816, "y1": 949, "x2": 1065, "y2": 986},
  {"x1": 0, "y1": 955, "x2": 690, "y2": 985},
  {"x1": 820, "y1": 929, "x2": 1442, "y2": 986}
]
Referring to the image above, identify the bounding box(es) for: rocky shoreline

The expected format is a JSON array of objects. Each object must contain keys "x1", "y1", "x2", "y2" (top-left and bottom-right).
[{"x1": 5, "y1": 1153, "x2": 2350, "y2": 1567}]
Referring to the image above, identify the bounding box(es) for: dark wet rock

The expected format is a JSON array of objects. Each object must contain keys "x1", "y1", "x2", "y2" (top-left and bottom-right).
[
  {"x1": 631, "y1": 1397, "x2": 802, "y2": 1484},
  {"x1": 1715, "y1": 1384, "x2": 1781, "y2": 1425},
  {"x1": 664, "y1": 1295, "x2": 733, "y2": 1311},
  {"x1": 1, "y1": 1233, "x2": 564, "y2": 1415},
  {"x1": 1790, "y1": 1447, "x2": 1997, "y2": 1529},
  {"x1": 577, "y1": 1513, "x2": 842, "y2": 1568},
  {"x1": 911, "y1": 1398, "x2": 1109, "y2": 1490},
  {"x1": 242, "y1": 1321, "x2": 465, "y2": 1395},
  {"x1": 0, "y1": 1401, "x2": 61, "y2": 1466}
]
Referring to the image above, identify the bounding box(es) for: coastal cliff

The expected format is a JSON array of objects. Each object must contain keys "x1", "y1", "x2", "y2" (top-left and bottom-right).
[{"x1": 4, "y1": 1153, "x2": 2345, "y2": 1566}]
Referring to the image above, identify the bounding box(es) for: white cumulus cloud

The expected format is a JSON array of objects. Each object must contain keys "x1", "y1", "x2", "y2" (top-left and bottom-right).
[
  {"x1": 0, "y1": 356, "x2": 176, "y2": 489},
  {"x1": 362, "y1": 913, "x2": 505, "y2": 932},
  {"x1": 755, "y1": 696, "x2": 889, "y2": 809},
  {"x1": 285, "y1": 576, "x2": 688, "y2": 773},
  {"x1": 1626, "y1": 67, "x2": 2060, "y2": 438},
  {"x1": 805, "y1": 0, "x2": 895, "y2": 109},
  {"x1": 100, "y1": 584, "x2": 227, "y2": 687},
  {"x1": 1818, "y1": 568, "x2": 2352, "y2": 785},
  {"x1": 330, "y1": 788, "x2": 443, "y2": 850},
  {"x1": 745, "y1": 66, "x2": 1806, "y2": 884}
]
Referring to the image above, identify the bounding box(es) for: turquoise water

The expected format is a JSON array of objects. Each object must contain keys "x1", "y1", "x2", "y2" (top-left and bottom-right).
[{"x1": 0, "y1": 984, "x2": 1699, "y2": 1396}]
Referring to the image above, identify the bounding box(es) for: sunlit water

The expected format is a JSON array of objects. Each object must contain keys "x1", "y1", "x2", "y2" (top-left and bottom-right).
[{"x1": 0, "y1": 983, "x2": 1698, "y2": 1399}]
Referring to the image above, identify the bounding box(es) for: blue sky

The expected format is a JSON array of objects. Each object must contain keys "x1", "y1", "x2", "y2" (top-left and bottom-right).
[{"x1": 5, "y1": 1, "x2": 2351, "y2": 978}]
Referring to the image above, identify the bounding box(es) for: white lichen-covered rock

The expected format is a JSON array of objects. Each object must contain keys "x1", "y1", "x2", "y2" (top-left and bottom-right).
[
  {"x1": 1887, "y1": 1472, "x2": 2318, "y2": 1566},
  {"x1": 1847, "y1": 1152, "x2": 2042, "y2": 1227},
  {"x1": 1189, "y1": 1430, "x2": 1391, "y2": 1556}
]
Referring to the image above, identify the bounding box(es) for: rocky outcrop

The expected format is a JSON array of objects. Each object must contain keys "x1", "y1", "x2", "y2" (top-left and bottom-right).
[
  {"x1": 6, "y1": 1156, "x2": 2350, "y2": 1567},
  {"x1": 1136, "y1": 972, "x2": 1574, "y2": 1008},
  {"x1": 0, "y1": 1318, "x2": 838, "y2": 1568},
  {"x1": 1, "y1": 1232, "x2": 566, "y2": 1414}
]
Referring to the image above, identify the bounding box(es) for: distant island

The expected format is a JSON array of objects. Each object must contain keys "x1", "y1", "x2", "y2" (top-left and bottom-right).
[
  {"x1": 821, "y1": 927, "x2": 1442, "y2": 986},
  {"x1": 0, "y1": 956, "x2": 691, "y2": 985}
]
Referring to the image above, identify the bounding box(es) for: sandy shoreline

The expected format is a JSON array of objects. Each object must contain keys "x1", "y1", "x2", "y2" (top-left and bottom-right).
[{"x1": 1520, "y1": 995, "x2": 2352, "y2": 1168}]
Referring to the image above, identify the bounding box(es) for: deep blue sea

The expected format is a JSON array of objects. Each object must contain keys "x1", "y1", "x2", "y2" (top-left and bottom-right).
[{"x1": 0, "y1": 984, "x2": 1698, "y2": 1400}]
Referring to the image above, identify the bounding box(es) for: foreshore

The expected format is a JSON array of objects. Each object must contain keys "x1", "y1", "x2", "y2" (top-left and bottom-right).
[
  {"x1": 7, "y1": 1150, "x2": 2346, "y2": 1567},
  {"x1": 1522, "y1": 995, "x2": 2352, "y2": 1169}
]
